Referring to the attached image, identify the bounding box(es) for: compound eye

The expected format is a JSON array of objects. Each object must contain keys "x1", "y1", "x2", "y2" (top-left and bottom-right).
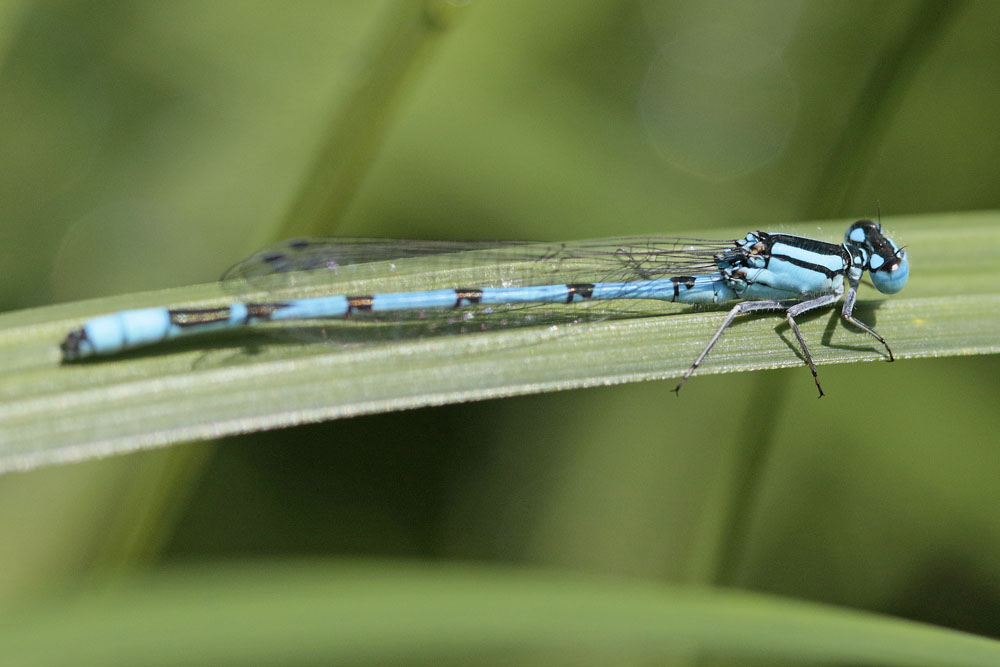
[{"x1": 869, "y1": 250, "x2": 909, "y2": 294}]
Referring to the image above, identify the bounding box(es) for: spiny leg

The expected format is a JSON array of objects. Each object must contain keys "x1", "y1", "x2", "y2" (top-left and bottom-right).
[
  {"x1": 841, "y1": 283, "x2": 894, "y2": 361},
  {"x1": 785, "y1": 293, "x2": 840, "y2": 398},
  {"x1": 674, "y1": 300, "x2": 788, "y2": 395}
]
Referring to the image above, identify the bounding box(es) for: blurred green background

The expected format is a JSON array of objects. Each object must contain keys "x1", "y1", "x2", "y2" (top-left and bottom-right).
[{"x1": 2, "y1": 0, "x2": 1000, "y2": 660}]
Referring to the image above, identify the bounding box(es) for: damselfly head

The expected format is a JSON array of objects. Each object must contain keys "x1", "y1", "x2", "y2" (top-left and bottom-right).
[{"x1": 847, "y1": 220, "x2": 909, "y2": 294}]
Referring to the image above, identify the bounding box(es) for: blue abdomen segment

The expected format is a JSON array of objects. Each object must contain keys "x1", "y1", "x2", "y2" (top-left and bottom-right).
[
  {"x1": 653, "y1": 276, "x2": 738, "y2": 304},
  {"x1": 62, "y1": 304, "x2": 252, "y2": 359},
  {"x1": 277, "y1": 278, "x2": 738, "y2": 316},
  {"x1": 60, "y1": 275, "x2": 737, "y2": 360},
  {"x1": 268, "y1": 296, "x2": 350, "y2": 319},
  {"x1": 67, "y1": 307, "x2": 176, "y2": 358},
  {"x1": 92, "y1": 308, "x2": 179, "y2": 355},
  {"x1": 475, "y1": 278, "x2": 736, "y2": 305}
]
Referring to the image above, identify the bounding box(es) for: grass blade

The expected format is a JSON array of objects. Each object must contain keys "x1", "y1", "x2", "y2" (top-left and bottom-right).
[
  {"x1": 0, "y1": 211, "x2": 997, "y2": 471},
  {"x1": 4, "y1": 560, "x2": 1000, "y2": 666}
]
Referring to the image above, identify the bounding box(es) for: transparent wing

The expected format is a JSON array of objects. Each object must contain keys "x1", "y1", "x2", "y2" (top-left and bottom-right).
[
  {"x1": 219, "y1": 235, "x2": 737, "y2": 346},
  {"x1": 221, "y1": 238, "x2": 521, "y2": 281},
  {"x1": 221, "y1": 236, "x2": 734, "y2": 289}
]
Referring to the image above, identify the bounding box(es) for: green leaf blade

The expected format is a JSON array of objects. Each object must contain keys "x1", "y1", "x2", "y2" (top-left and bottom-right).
[
  {"x1": 5, "y1": 561, "x2": 1000, "y2": 666},
  {"x1": 1, "y1": 211, "x2": 998, "y2": 472}
]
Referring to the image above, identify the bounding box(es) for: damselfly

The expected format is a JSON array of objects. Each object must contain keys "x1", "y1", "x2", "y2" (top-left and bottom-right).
[{"x1": 60, "y1": 220, "x2": 908, "y2": 396}]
